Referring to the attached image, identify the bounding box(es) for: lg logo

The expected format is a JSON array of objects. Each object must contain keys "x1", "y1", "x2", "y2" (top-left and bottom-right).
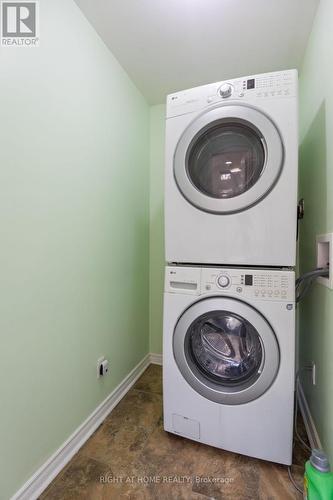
[{"x1": 1, "y1": 1, "x2": 39, "y2": 46}]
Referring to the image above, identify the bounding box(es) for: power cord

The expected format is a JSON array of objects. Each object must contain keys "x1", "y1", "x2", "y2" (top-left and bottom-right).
[
  {"x1": 296, "y1": 267, "x2": 329, "y2": 303},
  {"x1": 288, "y1": 466, "x2": 303, "y2": 494},
  {"x1": 287, "y1": 367, "x2": 312, "y2": 495}
]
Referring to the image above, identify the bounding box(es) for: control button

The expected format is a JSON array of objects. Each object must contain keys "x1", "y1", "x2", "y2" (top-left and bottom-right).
[
  {"x1": 238, "y1": 92, "x2": 244, "y2": 97},
  {"x1": 219, "y1": 83, "x2": 233, "y2": 98},
  {"x1": 236, "y1": 286, "x2": 242, "y2": 293},
  {"x1": 217, "y1": 274, "x2": 231, "y2": 288},
  {"x1": 205, "y1": 285, "x2": 211, "y2": 290},
  {"x1": 281, "y1": 290, "x2": 287, "y2": 296},
  {"x1": 274, "y1": 290, "x2": 280, "y2": 296}
]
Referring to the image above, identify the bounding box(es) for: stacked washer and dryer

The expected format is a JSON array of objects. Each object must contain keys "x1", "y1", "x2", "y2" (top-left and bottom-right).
[{"x1": 163, "y1": 70, "x2": 298, "y2": 465}]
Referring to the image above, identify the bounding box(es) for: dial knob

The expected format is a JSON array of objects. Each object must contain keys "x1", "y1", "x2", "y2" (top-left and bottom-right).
[
  {"x1": 219, "y1": 83, "x2": 233, "y2": 98},
  {"x1": 217, "y1": 274, "x2": 231, "y2": 288}
]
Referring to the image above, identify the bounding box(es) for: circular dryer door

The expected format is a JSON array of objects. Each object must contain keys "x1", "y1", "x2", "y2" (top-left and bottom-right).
[
  {"x1": 173, "y1": 297, "x2": 279, "y2": 405},
  {"x1": 174, "y1": 104, "x2": 283, "y2": 214}
]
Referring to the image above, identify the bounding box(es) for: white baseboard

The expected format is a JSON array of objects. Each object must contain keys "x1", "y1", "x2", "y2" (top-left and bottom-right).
[
  {"x1": 149, "y1": 352, "x2": 162, "y2": 365},
  {"x1": 297, "y1": 381, "x2": 322, "y2": 450},
  {"x1": 11, "y1": 354, "x2": 151, "y2": 500}
]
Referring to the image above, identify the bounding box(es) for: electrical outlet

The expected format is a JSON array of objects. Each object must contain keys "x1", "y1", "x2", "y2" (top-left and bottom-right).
[
  {"x1": 97, "y1": 357, "x2": 109, "y2": 378},
  {"x1": 100, "y1": 359, "x2": 109, "y2": 376},
  {"x1": 97, "y1": 356, "x2": 105, "y2": 378},
  {"x1": 311, "y1": 361, "x2": 316, "y2": 386}
]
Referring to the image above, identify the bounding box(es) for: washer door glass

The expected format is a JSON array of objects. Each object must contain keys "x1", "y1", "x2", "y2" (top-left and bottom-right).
[
  {"x1": 188, "y1": 310, "x2": 263, "y2": 385},
  {"x1": 173, "y1": 297, "x2": 279, "y2": 405},
  {"x1": 187, "y1": 123, "x2": 265, "y2": 199}
]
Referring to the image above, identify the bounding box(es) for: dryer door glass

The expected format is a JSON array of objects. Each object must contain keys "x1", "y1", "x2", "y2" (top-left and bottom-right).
[
  {"x1": 187, "y1": 122, "x2": 265, "y2": 199},
  {"x1": 187, "y1": 310, "x2": 263, "y2": 385},
  {"x1": 173, "y1": 105, "x2": 283, "y2": 214}
]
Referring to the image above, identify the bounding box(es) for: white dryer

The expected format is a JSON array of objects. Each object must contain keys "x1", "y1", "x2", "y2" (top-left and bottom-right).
[
  {"x1": 163, "y1": 265, "x2": 295, "y2": 465},
  {"x1": 165, "y1": 70, "x2": 298, "y2": 267}
]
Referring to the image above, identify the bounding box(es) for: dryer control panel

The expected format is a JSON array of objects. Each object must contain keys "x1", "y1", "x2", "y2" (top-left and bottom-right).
[
  {"x1": 165, "y1": 266, "x2": 295, "y2": 302},
  {"x1": 166, "y1": 69, "x2": 297, "y2": 118}
]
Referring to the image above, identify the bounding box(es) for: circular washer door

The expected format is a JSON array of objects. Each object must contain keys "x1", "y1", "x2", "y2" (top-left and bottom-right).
[
  {"x1": 174, "y1": 104, "x2": 283, "y2": 214},
  {"x1": 173, "y1": 297, "x2": 279, "y2": 405}
]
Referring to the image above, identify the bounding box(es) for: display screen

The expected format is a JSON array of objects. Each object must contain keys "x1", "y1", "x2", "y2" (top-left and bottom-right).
[
  {"x1": 247, "y1": 79, "x2": 255, "y2": 89},
  {"x1": 245, "y1": 274, "x2": 253, "y2": 286}
]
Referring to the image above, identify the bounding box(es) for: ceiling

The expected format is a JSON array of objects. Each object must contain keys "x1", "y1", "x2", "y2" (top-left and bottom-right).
[{"x1": 75, "y1": 0, "x2": 319, "y2": 104}]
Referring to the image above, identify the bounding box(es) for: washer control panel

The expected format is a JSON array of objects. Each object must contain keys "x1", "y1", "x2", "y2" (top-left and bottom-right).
[
  {"x1": 165, "y1": 266, "x2": 295, "y2": 301},
  {"x1": 201, "y1": 267, "x2": 295, "y2": 302}
]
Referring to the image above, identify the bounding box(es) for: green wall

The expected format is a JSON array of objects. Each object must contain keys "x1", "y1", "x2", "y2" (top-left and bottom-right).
[
  {"x1": 149, "y1": 105, "x2": 166, "y2": 354},
  {"x1": 0, "y1": 1, "x2": 149, "y2": 498},
  {"x1": 299, "y1": 0, "x2": 333, "y2": 463}
]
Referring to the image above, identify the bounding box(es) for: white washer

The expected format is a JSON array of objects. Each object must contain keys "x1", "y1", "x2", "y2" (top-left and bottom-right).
[
  {"x1": 163, "y1": 265, "x2": 295, "y2": 465},
  {"x1": 165, "y1": 70, "x2": 298, "y2": 267}
]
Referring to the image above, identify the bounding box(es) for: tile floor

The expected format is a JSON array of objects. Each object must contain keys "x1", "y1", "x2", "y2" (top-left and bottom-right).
[{"x1": 41, "y1": 364, "x2": 307, "y2": 499}]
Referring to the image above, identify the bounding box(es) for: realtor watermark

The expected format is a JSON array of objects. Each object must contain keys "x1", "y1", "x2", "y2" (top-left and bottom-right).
[
  {"x1": 1, "y1": 1, "x2": 39, "y2": 46},
  {"x1": 99, "y1": 474, "x2": 234, "y2": 485}
]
